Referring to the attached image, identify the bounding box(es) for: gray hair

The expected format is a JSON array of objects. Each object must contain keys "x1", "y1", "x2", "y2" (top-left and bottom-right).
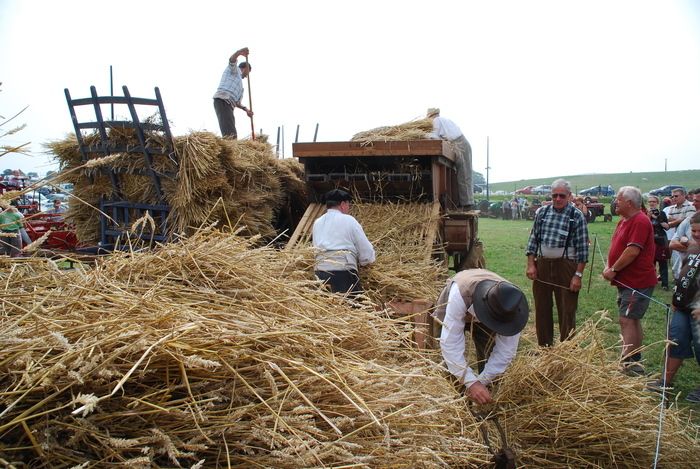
[
  {"x1": 551, "y1": 178, "x2": 571, "y2": 193},
  {"x1": 671, "y1": 187, "x2": 686, "y2": 196},
  {"x1": 618, "y1": 186, "x2": 642, "y2": 208}
]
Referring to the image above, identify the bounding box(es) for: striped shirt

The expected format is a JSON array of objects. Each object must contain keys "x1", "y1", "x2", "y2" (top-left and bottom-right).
[
  {"x1": 213, "y1": 61, "x2": 244, "y2": 106},
  {"x1": 526, "y1": 204, "x2": 589, "y2": 263}
]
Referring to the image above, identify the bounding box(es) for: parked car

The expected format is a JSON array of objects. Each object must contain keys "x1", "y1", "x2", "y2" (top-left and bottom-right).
[
  {"x1": 531, "y1": 184, "x2": 552, "y2": 195},
  {"x1": 515, "y1": 185, "x2": 534, "y2": 195},
  {"x1": 648, "y1": 185, "x2": 686, "y2": 197},
  {"x1": 579, "y1": 185, "x2": 615, "y2": 197}
]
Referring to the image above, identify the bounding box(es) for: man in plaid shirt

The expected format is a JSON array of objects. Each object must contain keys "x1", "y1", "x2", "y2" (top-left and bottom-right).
[
  {"x1": 526, "y1": 179, "x2": 590, "y2": 347},
  {"x1": 213, "y1": 46, "x2": 254, "y2": 139}
]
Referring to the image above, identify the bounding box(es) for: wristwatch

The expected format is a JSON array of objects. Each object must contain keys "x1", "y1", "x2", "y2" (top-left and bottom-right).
[{"x1": 574, "y1": 271, "x2": 583, "y2": 278}]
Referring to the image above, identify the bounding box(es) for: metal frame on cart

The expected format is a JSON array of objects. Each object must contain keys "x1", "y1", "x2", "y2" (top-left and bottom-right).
[{"x1": 64, "y1": 85, "x2": 177, "y2": 249}]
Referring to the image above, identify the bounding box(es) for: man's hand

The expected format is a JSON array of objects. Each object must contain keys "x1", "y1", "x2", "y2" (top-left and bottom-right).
[
  {"x1": 465, "y1": 381, "x2": 492, "y2": 404},
  {"x1": 602, "y1": 267, "x2": 616, "y2": 281},
  {"x1": 570, "y1": 275, "x2": 582, "y2": 292},
  {"x1": 526, "y1": 264, "x2": 537, "y2": 281},
  {"x1": 237, "y1": 47, "x2": 250, "y2": 57},
  {"x1": 246, "y1": 109, "x2": 254, "y2": 118}
]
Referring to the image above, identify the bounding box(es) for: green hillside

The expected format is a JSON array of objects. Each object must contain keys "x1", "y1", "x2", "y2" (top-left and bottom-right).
[{"x1": 488, "y1": 169, "x2": 700, "y2": 195}]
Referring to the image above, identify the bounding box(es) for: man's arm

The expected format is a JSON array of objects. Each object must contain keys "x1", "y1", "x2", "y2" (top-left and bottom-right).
[
  {"x1": 479, "y1": 333, "x2": 520, "y2": 385},
  {"x1": 440, "y1": 286, "x2": 479, "y2": 387},
  {"x1": 602, "y1": 245, "x2": 641, "y2": 281},
  {"x1": 571, "y1": 213, "x2": 589, "y2": 291},
  {"x1": 351, "y1": 220, "x2": 376, "y2": 266},
  {"x1": 570, "y1": 262, "x2": 587, "y2": 292},
  {"x1": 228, "y1": 47, "x2": 249, "y2": 64}
]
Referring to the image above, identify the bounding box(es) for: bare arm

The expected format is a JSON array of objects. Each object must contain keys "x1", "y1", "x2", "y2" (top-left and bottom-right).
[
  {"x1": 602, "y1": 245, "x2": 641, "y2": 281},
  {"x1": 229, "y1": 47, "x2": 249, "y2": 64}
]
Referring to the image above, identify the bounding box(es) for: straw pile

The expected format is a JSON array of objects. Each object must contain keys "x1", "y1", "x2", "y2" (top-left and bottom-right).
[
  {"x1": 0, "y1": 228, "x2": 489, "y2": 468},
  {"x1": 351, "y1": 118, "x2": 434, "y2": 144},
  {"x1": 495, "y1": 314, "x2": 700, "y2": 467},
  {"x1": 2, "y1": 231, "x2": 699, "y2": 467},
  {"x1": 46, "y1": 131, "x2": 308, "y2": 244}
]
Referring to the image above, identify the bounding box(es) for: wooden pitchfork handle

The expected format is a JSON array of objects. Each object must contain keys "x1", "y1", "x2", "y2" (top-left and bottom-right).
[{"x1": 246, "y1": 53, "x2": 255, "y2": 140}]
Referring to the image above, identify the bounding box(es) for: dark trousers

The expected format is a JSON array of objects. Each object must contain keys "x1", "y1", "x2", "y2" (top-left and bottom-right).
[
  {"x1": 315, "y1": 270, "x2": 363, "y2": 296},
  {"x1": 533, "y1": 257, "x2": 579, "y2": 347},
  {"x1": 213, "y1": 98, "x2": 237, "y2": 138}
]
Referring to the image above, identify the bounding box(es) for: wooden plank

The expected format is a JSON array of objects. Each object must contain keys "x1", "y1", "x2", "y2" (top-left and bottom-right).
[
  {"x1": 292, "y1": 140, "x2": 454, "y2": 161},
  {"x1": 285, "y1": 203, "x2": 326, "y2": 250}
]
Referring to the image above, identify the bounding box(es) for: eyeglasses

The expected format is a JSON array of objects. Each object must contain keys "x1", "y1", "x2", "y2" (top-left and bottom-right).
[
  {"x1": 551, "y1": 193, "x2": 568, "y2": 199},
  {"x1": 671, "y1": 195, "x2": 680, "y2": 198}
]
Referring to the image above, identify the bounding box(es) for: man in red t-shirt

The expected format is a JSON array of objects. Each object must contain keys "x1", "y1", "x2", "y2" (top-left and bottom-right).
[{"x1": 603, "y1": 186, "x2": 657, "y2": 375}]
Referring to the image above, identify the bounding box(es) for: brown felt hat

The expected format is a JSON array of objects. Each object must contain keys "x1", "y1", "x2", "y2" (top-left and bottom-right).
[{"x1": 472, "y1": 280, "x2": 529, "y2": 336}]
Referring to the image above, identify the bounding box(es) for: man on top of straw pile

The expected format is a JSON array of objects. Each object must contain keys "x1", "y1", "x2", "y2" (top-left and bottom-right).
[
  {"x1": 312, "y1": 189, "x2": 375, "y2": 295},
  {"x1": 525, "y1": 179, "x2": 589, "y2": 347},
  {"x1": 430, "y1": 269, "x2": 529, "y2": 404},
  {"x1": 426, "y1": 108, "x2": 474, "y2": 211},
  {"x1": 213, "y1": 46, "x2": 254, "y2": 139},
  {"x1": 603, "y1": 186, "x2": 657, "y2": 376}
]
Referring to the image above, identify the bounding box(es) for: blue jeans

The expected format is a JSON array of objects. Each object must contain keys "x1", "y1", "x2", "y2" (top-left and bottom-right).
[{"x1": 668, "y1": 308, "x2": 700, "y2": 364}]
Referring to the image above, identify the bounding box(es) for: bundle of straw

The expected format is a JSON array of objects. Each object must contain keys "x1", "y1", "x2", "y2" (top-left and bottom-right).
[
  {"x1": 351, "y1": 118, "x2": 434, "y2": 144},
  {"x1": 0, "y1": 228, "x2": 489, "y2": 467},
  {"x1": 354, "y1": 201, "x2": 446, "y2": 303}
]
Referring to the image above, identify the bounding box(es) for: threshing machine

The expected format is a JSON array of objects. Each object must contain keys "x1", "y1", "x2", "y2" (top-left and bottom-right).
[{"x1": 287, "y1": 139, "x2": 482, "y2": 272}]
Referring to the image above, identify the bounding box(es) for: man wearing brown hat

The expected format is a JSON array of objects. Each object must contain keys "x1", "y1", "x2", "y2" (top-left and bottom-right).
[
  {"x1": 312, "y1": 189, "x2": 376, "y2": 295},
  {"x1": 426, "y1": 108, "x2": 474, "y2": 210},
  {"x1": 430, "y1": 269, "x2": 529, "y2": 404}
]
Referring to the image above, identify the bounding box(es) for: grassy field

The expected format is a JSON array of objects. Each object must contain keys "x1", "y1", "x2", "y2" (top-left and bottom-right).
[
  {"x1": 477, "y1": 215, "x2": 700, "y2": 407},
  {"x1": 487, "y1": 168, "x2": 700, "y2": 195}
]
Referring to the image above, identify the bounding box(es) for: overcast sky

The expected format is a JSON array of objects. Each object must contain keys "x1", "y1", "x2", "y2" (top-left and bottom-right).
[{"x1": 1, "y1": 0, "x2": 699, "y2": 183}]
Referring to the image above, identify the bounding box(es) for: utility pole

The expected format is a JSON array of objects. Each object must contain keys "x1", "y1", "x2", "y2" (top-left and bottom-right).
[
  {"x1": 664, "y1": 158, "x2": 667, "y2": 172},
  {"x1": 485, "y1": 136, "x2": 491, "y2": 201}
]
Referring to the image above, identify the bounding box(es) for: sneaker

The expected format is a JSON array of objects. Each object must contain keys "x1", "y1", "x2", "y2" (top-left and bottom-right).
[
  {"x1": 620, "y1": 362, "x2": 646, "y2": 377},
  {"x1": 686, "y1": 387, "x2": 700, "y2": 403}
]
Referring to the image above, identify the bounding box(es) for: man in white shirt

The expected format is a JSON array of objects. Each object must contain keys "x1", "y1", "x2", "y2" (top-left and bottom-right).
[
  {"x1": 426, "y1": 108, "x2": 474, "y2": 210},
  {"x1": 429, "y1": 269, "x2": 529, "y2": 404},
  {"x1": 312, "y1": 189, "x2": 376, "y2": 295}
]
